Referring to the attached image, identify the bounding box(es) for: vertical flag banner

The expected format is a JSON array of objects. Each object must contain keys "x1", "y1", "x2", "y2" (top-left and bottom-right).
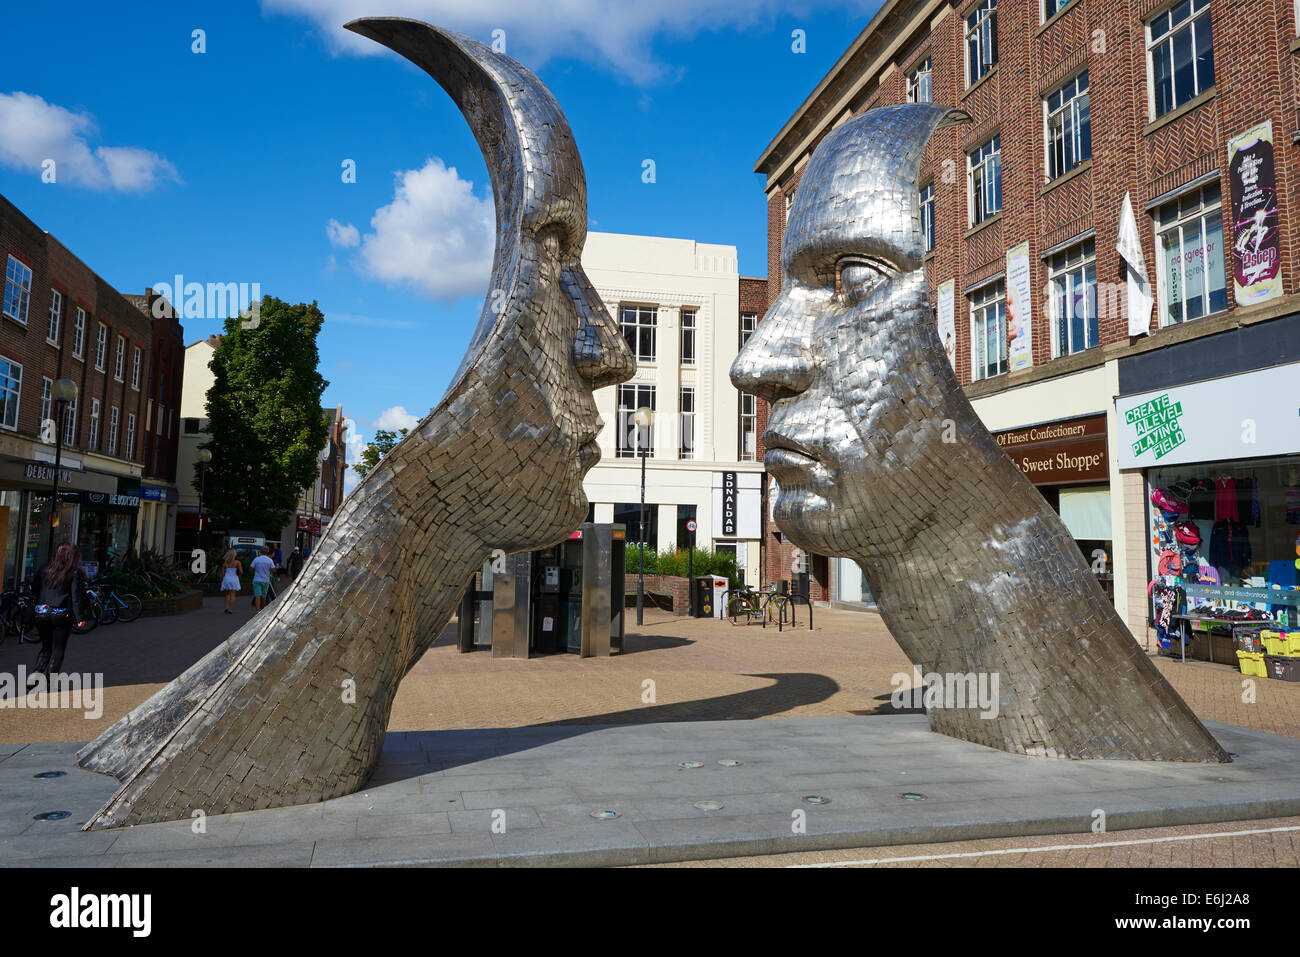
[
  {"x1": 1228, "y1": 120, "x2": 1281, "y2": 306},
  {"x1": 936, "y1": 279, "x2": 956, "y2": 371},
  {"x1": 1006, "y1": 242, "x2": 1033, "y2": 371}
]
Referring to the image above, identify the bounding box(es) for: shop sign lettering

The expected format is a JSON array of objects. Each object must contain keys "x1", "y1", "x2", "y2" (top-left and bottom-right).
[{"x1": 1125, "y1": 393, "x2": 1186, "y2": 461}]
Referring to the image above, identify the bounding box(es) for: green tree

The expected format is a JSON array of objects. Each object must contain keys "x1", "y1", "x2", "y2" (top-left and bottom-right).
[
  {"x1": 199, "y1": 297, "x2": 330, "y2": 533},
  {"x1": 352, "y1": 428, "x2": 407, "y2": 479}
]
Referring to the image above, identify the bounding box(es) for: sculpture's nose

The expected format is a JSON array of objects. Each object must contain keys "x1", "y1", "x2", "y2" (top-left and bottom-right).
[
  {"x1": 566, "y1": 264, "x2": 636, "y2": 390},
  {"x1": 729, "y1": 289, "x2": 815, "y2": 404}
]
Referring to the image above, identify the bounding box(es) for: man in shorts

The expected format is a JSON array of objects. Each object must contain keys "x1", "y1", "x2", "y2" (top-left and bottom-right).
[{"x1": 250, "y1": 546, "x2": 276, "y2": 611}]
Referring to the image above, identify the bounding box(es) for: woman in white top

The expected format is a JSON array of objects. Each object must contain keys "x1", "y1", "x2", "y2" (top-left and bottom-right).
[{"x1": 220, "y1": 549, "x2": 242, "y2": 615}]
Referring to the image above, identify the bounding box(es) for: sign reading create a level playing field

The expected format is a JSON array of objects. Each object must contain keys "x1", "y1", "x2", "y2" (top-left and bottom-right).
[
  {"x1": 1228, "y1": 120, "x2": 1282, "y2": 306},
  {"x1": 1114, "y1": 361, "x2": 1300, "y2": 469}
]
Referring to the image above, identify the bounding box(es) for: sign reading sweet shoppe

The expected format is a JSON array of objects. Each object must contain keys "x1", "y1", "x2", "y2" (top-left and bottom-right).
[{"x1": 1228, "y1": 120, "x2": 1282, "y2": 306}]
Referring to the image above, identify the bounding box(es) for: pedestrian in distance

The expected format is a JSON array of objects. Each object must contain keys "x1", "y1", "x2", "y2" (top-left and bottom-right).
[
  {"x1": 288, "y1": 546, "x2": 303, "y2": 581},
  {"x1": 272, "y1": 543, "x2": 283, "y2": 572},
  {"x1": 220, "y1": 549, "x2": 243, "y2": 615},
  {"x1": 30, "y1": 541, "x2": 90, "y2": 681},
  {"x1": 251, "y1": 545, "x2": 276, "y2": 612}
]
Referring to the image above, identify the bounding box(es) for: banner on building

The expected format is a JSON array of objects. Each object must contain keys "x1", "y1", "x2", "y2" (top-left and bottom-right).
[
  {"x1": 936, "y1": 279, "x2": 956, "y2": 371},
  {"x1": 1228, "y1": 120, "x2": 1282, "y2": 306},
  {"x1": 1006, "y1": 242, "x2": 1033, "y2": 372}
]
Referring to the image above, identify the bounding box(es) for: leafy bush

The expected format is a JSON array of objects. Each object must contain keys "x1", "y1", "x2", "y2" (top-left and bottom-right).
[
  {"x1": 625, "y1": 546, "x2": 739, "y2": 590},
  {"x1": 94, "y1": 550, "x2": 191, "y2": 600}
]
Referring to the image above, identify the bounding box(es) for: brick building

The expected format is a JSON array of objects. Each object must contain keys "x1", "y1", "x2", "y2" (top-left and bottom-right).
[
  {"x1": 755, "y1": 0, "x2": 1300, "y2": 636},
  {"x1": 0, "y1": 192, "x2": 184, "y2": 585}
]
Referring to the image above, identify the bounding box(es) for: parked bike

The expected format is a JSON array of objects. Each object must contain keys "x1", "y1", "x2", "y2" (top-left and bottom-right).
[{"x1": 0, "y1": 580, "x2": 37, "y2": 644}]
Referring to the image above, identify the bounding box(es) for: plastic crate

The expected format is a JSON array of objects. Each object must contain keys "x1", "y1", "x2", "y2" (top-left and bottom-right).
[
  {"x1": 1264, "y1": 654, "x2": 1300, "y2": 682},
  {"x1": 1260, "y1": 631, "x2": 1300, "y2": 656},
  {"x1": 1236, "y1": 650, "x2": 1267, "y2": 677},
  {"x1": 1236, "y1": 632, "x2": 1266, "y2": 653}
]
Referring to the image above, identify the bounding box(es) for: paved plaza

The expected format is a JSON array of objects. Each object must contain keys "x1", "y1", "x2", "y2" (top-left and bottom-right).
[{"x1": 3, "y1": 599, "x2": 1300, "y2": 866}]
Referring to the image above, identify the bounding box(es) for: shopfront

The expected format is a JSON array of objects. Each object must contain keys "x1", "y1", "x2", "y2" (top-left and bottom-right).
[
  {"x1": 76, "y1": 491, "x2": 140, "y2": 576},
  {"x1": 993, "y1": 413, "x2": 1114, "y2": 599}
]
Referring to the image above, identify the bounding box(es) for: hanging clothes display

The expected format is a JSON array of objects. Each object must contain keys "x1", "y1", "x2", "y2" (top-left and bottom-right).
[{"x1": 1215, "y1": 476, "x2": 1239, "y2": 522}]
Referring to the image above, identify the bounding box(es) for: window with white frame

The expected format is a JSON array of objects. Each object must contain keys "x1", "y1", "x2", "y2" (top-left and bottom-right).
[
  {"x1": 739, "y1": 392, "x2": 758, "y2": 462},
  {"x1": 970, "y1": 279, "x2": 1007, "y2": 381},
  {"x1": 680, "y1": 308, "x2": 696, "y2": 365},
  {"x1": 907, "y1": 56, "x2": 932, "y2": 103},
  {"x1": 965, "y1": 0, "x2": 998, "y2": 88},
  {"x1": 108, "y1": 406, "x2": 120, "y2": 455},
  {"x1": 48, "y1": 289, "x2": 62, "y2": 344},
  {"x1": 1048, "y1": 239, "x2": 1098, "y2": 357},
  {"x1": 40, "y1": 378, "x2": 52, "y2": 434},
  {"x1": 1154, "y1": 182, "x2": 1226, "y2": 326},
  {"x1": 968, "y1": 135, "x2": 1002, "y2": 226},
  {"x1": 95, "y1": 323, "x2": 108, "y2": 370},
  {"x1": 679, "y1": 386, "x2": 695, "y2": 459},
  {"x1": 62, "y1": 395, "x2": 77, "y2": 446},
  {"x1": 0, "y1": 358, "x2": 20, "y2": 430},
  {"x1": 4, "y1": 255, "x2": 32, "y2": 324},
  {"x1": 131, "y1": 346, "x2": 141, "y2": 389},
  {"x1": 1043, "y1": 0, "x2": 1076, "y2": 20},
  {"x1": 89, "y1": 398, "x2": 101, "y2": 449},
  {"x1": 1045, "y1": 71, "x2": 1091, "y2": 179},
  {"x1": 920, "y1": 182, "x2": 935, "y2": 253},
  {"x1": 616, "y1": 383, "x2": 655, "y2": 458},
  {"x1": 740, "y1": 312, "x2": 757, "y2": 347},
  {"x1": 1147, "y1": 0, "x2": 1214, "y2": 120},
  {"x1": 126, "y1": 413, "x2": 137, "y2": 460},
  {"x1": 73, "y1": 308, "x2": 85, "y2": 359},
  {"x1": 114, "y1": 335, "x2": 126, "y2": 381},
  {"x1": 619, "y1": 305, "x2": 657, "y2": 363}
]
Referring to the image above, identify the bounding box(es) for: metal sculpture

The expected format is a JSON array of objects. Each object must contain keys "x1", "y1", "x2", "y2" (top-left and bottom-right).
[
  {"x1": 77, "y1": 19, "x2": 635, "y2": 828},
  {"x1": 732, "y1": 103, "x2": 1227, "y2": 762}
]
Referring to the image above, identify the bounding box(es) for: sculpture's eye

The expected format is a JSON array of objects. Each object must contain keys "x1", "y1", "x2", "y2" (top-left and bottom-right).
[{"x1": 836, "y1": 256, "x2": 893, "y2": 297}]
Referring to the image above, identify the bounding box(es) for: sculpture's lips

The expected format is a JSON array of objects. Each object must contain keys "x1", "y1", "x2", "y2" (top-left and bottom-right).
[{"x1": 765, "y1": 446, "x2": 820, "y2": 476}]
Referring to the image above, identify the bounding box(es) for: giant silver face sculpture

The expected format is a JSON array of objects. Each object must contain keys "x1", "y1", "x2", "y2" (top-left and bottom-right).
[
  {"x1": 76, "y1": 19, "x2": 636, "y2": 828},
  {"x1": 732, "y1": 104, "x2": 1226, "y2": 762}
]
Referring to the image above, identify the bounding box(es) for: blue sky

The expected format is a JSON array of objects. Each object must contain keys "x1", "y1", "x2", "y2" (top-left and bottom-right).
[{"x1": 0, "y1": 0, "x2": 880, "y2": 483}]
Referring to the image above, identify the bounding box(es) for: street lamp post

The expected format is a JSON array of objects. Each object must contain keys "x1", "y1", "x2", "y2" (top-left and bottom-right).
[
  {"x1": 46, "y1": 378, "x2": 79, "y2": 557},
  {"x1": 634, "y1": 406, "x2": 654, "y2": 626},
  {"x1": 195, "y1": 448, "x2": 212, "y2": 545}
]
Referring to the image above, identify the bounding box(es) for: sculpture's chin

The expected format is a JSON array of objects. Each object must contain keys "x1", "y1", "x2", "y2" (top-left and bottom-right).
[{"x1": 773, "y1": 489, "x2": 837, "y2": 555}]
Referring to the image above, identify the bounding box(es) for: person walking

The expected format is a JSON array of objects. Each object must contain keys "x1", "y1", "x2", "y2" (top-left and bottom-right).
[
  {"x1": 288, "y1": 546, "x2": 303, "y2": 581},
  {"x1": 272, "y1": 544, "x2": 283, "y2": 572},
  {"x1": 251, "y1": 546, "x2": 276, "y2": 612},
  {"x1": 220, "y1": 549, "x2": 243, "y2": 615},
  {"x1": 30, "y1": 541, "x2": 90, "y2": 680}
]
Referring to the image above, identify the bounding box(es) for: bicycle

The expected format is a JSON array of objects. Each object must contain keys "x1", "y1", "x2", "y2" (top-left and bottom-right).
[
  {"x1": 722, "y1": 585, "x2": 762, "y2": 625},
  {"x1": 0, "y1": 581, "x2": 37, "y2": 644},
  {"x1": 72, "y1": 590, "x2": 103, "y2": 634},
  {"x1": 92, "y1": 584, "x2": 142, "y2": 625},
  {"x1": 761, "y1": 587, "x2": 796, "y2": 631}
]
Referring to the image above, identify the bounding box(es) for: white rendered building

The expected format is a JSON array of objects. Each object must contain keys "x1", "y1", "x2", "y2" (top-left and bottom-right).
[{"x1": 581, "y1": 232, "x2": 766, "y2": 586}]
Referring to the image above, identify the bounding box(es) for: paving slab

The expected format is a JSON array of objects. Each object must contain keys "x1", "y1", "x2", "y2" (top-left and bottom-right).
[{"x1": 4, "y1": 715, "x2": 1300, "y2": 867}]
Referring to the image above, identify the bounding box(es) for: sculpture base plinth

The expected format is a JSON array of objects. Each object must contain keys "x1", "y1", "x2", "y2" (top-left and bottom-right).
[{"x1": 4, "y1": 716, "x2": 1298, "y2": 866}]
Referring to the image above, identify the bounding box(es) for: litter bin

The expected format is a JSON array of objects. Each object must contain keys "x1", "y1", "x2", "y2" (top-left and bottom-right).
[
  {"x1": 691, "y1": 577, "x2": 714, "y2": 618},
  {"x1": 710, "y1": 576, "x2": 729, "y2": 619}
]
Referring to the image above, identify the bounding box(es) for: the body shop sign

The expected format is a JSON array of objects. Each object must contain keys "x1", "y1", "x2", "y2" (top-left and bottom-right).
[{"x1": 1228, "y1": 120, "x2": 1282, "y2": 306}]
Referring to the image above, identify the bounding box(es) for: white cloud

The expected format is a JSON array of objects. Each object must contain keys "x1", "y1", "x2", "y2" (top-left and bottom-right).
[
  {"x1": 356, "y1": 158, "x2": 494, "y2": 303},
  {"x1": 343, "y1": 416, "x2": 366, "y2": 497},
  {"x1": 0, "y1": 92, "x2": 180, "y2": 191},
  {"x1": 264, "y1": 0, "x2": 875, "y2": 84},
  {"x1": 326, "y1": 218, "x2": 360, "y2": 248},
  {"x1": 330, "y1": 312, "x2": 419, "y2": 329},
  {"x1": 375, "y1": 405, "x2": 420, "y2": 432}
]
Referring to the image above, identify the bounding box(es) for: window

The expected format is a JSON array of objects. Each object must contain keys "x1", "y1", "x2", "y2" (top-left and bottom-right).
[
  {"x1": 1043, "y1": 0, "x2": 1076, "y2": 19},
  {"x1": 1045, "y1": 71, "x2": 1091, "y2": 179},
  {"x1": 114, "y1": 336, "x2": 126, "y2": 381},
  {"x1": 182, "y1": 417, "x2": 201, "y2": 435},
  {"x1": 740, "y1": 312, "x2": 757, "y2": 348},
  {"x1": 95, "y1": 323, "x2": 108, "y2": 370},
  {"x1": 920, "y1": 182, "x2": 935, "y2": 253},
  {"x1": 47, "y1": 289, "x2": 62, "y2": 344},
  {"x1": 965, "y1": 0, "x2": 998, "y2": 87},
  {"x1": 907, "y1": 56, "x2": 932, "y2": 103},
  {"x1": 0, "y1": 358, "x2": 20, "y2": 430},
  {"x1": 62, "y1": 395, "x2": 77, "y2": 446},
  {"x1": 40, "y1": 378, "x2": 52, "y2": 435},
  {"x1": 126, "y1": 413, "x2": 137, "y2": 460},
  {"x1": 89, "y1": 398, "x2": 101, "y2": 449},
  {"x1": 73, "y1": 308, "x2": 85, "y2": 359},
  {"x1": 1147, "y1": 0, "x2": 1214, "y2": 119},
  {"x1": 970, "y1": 279, "x2": 1007, "y2": 381},
  {"x1": 108, "y1": 407, "x2": 120, "y2": 455},
  {"x1": 785, "y1": 189, "x2": 796, "y2": 213},
  {"x1": 131, "y1": 347, "x2": 142, "y2": 389},
  {"x1": 619, "y1": 305, "x2": 657, "y2": 363},
  {"x1": 1048, "y1": 239, "x2": 1098, "y2": 356},
  {"x1": 968, "y1": 135, "x2": 1002, "y2": 226},
  {"x1": 616, "y1": 384, "x2": 655, "y2": 458},
  {"x1": 157, "y1": 404, "x2": 165, "y2": 435},
  {"x1": 739, "y1": 392, "x2": 758, "y2": 461},
  {"x1": 680, "y1": 309, "x2": 696, "y2": 365},
  {"x1": 679, "y1": 386, "x2": 695, "y2": 459},
  {"x1": 4, "y1": 255, "x2": 32, "y2": 324},
  {"x1": 1155, "y1": 182, "x2": 1226, "y2": 325}
]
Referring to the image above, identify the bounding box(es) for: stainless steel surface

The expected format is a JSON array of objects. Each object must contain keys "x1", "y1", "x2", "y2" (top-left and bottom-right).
[
  {"x1": 75, "y1": 17, "x2": 636, "y2": 828},
  {"x1": 731, "y1": 103, "x2": 1226, "y2": 762},
  {"x1": 581, "y1": 522, "x2": 612, "y2": 658},
  {"x1": 491, "y1": 553, "x2": 531, "y2": 660}
]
